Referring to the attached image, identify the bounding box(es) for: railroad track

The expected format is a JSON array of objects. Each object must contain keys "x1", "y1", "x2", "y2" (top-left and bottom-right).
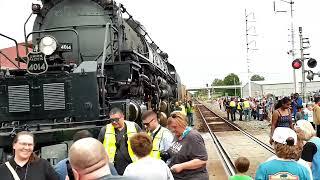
[{"x1": 195, "y1": 100, "x2": 275, "y2": 177}]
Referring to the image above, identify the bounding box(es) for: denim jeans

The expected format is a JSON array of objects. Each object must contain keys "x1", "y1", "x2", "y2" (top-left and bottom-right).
[
  {"x1": 187, "y1": 113, "x2": 194, "y2": 126},
  {"x1": 243, "y1": 109, "x2": 250, "y2": 121}
]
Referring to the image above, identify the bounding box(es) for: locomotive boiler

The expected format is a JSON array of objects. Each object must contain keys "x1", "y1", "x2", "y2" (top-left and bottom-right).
[{"x1": 0, "y1": 0, "x2": 181, "y2": 162}]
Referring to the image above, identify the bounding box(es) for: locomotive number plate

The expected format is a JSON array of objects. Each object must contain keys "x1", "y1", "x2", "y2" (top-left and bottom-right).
[
  {"x1": 59, "y1": 43, "x2": 72, "y2": 52},
  {"x1": 27, "y1": 52, "x2": 48, "y2": 75}
]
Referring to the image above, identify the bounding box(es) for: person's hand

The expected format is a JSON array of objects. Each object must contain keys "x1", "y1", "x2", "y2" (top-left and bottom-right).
[
  {"x1": 170, "y1": 164, "x2": 184, "y2": 173},
  {"x1": 269, "y1": 138, "x2": 274, "y2": 145}
]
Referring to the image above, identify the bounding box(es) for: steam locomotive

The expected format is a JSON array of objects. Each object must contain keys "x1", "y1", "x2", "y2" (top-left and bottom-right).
[{"x1": 0, "y1": 0, "x2": 182, "y2": 162}]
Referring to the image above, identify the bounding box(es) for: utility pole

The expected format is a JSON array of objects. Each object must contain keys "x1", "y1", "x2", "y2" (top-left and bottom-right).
[
  {"x1": 274, "y1": 0, "x2": 297, "y2": 93},
  {"x1": 234, "y1": 77, "x2": 237, "y2": 96},
  {"x1": 245, "y1": 9, "x2": 258, "y2": 98}
]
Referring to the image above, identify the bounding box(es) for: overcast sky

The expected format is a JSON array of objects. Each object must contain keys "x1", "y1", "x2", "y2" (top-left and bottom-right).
[{"x1": 1, "y1": 0, "x2": 320, "y2": 89}]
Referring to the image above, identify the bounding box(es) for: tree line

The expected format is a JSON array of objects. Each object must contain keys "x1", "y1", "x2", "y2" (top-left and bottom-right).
[{"x1": 195, "y1": 73, "x2": 265, "y2": 97}]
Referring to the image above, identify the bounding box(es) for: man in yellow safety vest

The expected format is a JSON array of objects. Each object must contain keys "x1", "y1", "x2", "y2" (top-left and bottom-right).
[
  {"x1": 142, "y1": 110, "x2": 173, "y2": 160},
  {"x1": 97, "y1": 107, "x2": 141, "y2": 175},
  {"x1": 243, "y1": 99, "x2": 251, "y2": 121},
  {"x1": 230, "y1": 98, "x2": 237, "y2": 121}
]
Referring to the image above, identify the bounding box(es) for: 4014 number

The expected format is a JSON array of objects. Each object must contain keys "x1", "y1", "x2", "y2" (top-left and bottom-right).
[{"x1": 28, "y1": 63, "x2": 46, "y2": 71}]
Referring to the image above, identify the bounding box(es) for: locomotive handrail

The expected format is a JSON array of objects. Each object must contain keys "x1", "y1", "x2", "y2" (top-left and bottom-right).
[
  {"x1": 0, "y1": 33, "x2": 22, "y2": 68},
  {"x1": 24, "y1": 12, "x2": 33, "y2": 54},
  {"x1": 0, "y1": 51, "x2": 20, "y2": 69},
  {"x1": 26, "y1": 28, "x2": 81, "y2": 62}
]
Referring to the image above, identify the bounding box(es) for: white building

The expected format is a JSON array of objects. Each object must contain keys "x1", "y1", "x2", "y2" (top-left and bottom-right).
[{"x1": 242, "y1": 81, "x2": 320, "y2": 97}]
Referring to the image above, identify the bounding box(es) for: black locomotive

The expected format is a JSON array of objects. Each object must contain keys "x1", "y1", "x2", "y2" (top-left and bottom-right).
[{"x1": 0, "y1": 0, "x2": 182, "y2": 162}]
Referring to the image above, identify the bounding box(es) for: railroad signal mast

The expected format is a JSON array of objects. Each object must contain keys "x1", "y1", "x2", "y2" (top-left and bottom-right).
[{"x1": 292, "y1": 27, "x2": 317, "y2": 102}]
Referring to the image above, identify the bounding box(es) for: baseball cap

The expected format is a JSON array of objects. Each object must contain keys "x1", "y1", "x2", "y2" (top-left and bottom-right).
[{"x1": 272, "y1": 127, "x2": 297, "y2": 145}]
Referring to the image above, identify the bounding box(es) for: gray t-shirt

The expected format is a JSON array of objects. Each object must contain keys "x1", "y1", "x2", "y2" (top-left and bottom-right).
[{"x1": 168, "y1": 129, "x2": 208, "y2": 180}]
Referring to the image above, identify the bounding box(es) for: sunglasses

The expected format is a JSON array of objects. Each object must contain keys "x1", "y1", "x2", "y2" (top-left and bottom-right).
[
  {"x1": 143, "y1": 118, "x2": 155, "y2": 126},
  {"x1": 170, "y1": 113, "x2": 179, "y2": 118},
  {"x1": 110, "y1": 118, "x2": 120, "y2": 123}
]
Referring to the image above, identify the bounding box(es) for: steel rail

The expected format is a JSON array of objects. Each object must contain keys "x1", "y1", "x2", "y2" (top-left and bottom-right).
[
  {"x1": 196, "y1": 105, "x2": 236, "y2": 176},
  {"x1": 196, "y1": 100, "x2": 275, "y2": 154}
]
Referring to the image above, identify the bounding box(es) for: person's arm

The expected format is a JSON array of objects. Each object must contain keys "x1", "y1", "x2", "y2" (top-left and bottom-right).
[
  {"x1": 289, "y1": 109, "x2": 294, "y2": 129},
  {"x1": 170, "y1": 159, "x2": 206, "y2": 173},
  {"x1": 301, "y1": 142, "x2": 317, "y2": 168},
  {"x1": 97, "y1": 126, "x2": 106, "y2": 143},
  {"x1": 53, "y1": 159, "x2": 68, "y2": 180},
  {"x1": 161, "y1": 130, "x2": 174, "y2": 151},
  {"x1": 45, "y1": 160, "x2": 60, "y2": 180},
  {"x1": 255, "y1": 164, "x2": 266, "y2": 180},
  {"x1": 314, "y1": 106, "x2": 320, "y2": 125},
  {"x1": 270, "y1": 111, "x2": 279, "y2": 144}
]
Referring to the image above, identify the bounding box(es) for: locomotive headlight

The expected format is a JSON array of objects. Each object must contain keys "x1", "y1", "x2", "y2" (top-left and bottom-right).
[{"x1": 39, "y1": 36, "x2": 57, "y2": 55}]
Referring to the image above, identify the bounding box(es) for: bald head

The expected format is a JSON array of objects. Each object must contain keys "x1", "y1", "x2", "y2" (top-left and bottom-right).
[{"x1": 69, "y1": 137, "x2": 108, "y2": 174}]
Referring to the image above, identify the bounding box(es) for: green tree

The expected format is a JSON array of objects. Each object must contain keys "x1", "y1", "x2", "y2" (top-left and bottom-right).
[
  {"x1": 223, "y1": 73, "x2": 240, "y2": 85},
  {"x1": 251, "y1": 74, "x2": 265, "y2": 81},
  {"x1": 211, "y1": 78, "x2": 224, "y2": 86},
  {"x1": 223, "y1": 73, "x2": 241, "y2": 96},
  {"x1": 211, "y1": 78, "x2": 224, "y2": 96}
]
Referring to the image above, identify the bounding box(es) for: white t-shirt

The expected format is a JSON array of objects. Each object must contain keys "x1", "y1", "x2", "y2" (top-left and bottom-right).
[{"x1": 124, "y1": 156, "x2": 174, "y2": 180}]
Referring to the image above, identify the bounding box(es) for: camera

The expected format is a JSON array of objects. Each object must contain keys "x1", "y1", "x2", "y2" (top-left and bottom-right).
[{"x1": 160, "y1": 151, "x2": 171, "y2": 162}]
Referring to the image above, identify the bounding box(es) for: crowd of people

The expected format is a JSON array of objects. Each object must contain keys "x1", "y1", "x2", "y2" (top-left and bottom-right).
[
  {"x1": 216, "y1": 94, "x2": 320, "y2": 180},
  {"x1": 0, "y1": 104, "x2": 207, "y2": 180},
  {"x1": 1, "y1": 95, "x2": 320, "y2": 180}
]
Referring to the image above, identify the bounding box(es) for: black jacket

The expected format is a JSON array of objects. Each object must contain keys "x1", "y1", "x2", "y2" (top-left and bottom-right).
[{"x1": 0, "y1": 158, "x2": 59, "y2": 180}]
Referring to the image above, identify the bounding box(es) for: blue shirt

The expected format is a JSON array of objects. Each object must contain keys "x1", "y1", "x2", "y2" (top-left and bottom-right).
[
  {"x1": 255, "y1": 159, "x2": 311, "y2": 180},
  {"x1": 54, "y1": 158, "x2": 118, "y2": 180},
  {"x1": 292, "y1": 97, "x2": 303, "y2": 116}
]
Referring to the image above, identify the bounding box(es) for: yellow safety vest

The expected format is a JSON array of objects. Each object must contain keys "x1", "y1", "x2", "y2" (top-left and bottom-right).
[
  {"x1": 237, "y1": 102, "x2": 243, "y2": 110},
  {"x1": 103, "y1": 121, "x2": 137, "y2": 163},
  {"x1": 148, "y1": 126, "x2": 169, "y2": 159},
  {"x1": 230, "y1": 101, "x2": 236, "y2": 107},
  {"x1": 243, "y1": 101, "x2": 250, "y2": 109}
]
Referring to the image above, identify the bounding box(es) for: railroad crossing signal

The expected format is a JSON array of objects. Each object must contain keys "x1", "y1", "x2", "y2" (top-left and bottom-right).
[{"x1": 292, "y1": 59, "x2": 302, "y2": 69}]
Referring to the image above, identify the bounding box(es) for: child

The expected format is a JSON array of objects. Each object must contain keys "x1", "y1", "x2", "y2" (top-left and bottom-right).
[
  {"x1": 295, "y1": 105, "x2": 304, "y2": 122},
  {"x1": 229, "y1": 157, "x2": 252, "y2": 180}
]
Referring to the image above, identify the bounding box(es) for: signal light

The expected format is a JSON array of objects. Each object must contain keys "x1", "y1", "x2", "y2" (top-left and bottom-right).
[
  {"x1": 307, "y1": 58, "x2": 317, "y2": 68},
  {"x1": 307, "y1": 70, "x2": 314, "y2": 81},
  {"x1": 292, "y1": 59, "x2": 302, "y2": 69},
  {"x1": 32, "y1": 4, "x2": 41, "y2": 14}
]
